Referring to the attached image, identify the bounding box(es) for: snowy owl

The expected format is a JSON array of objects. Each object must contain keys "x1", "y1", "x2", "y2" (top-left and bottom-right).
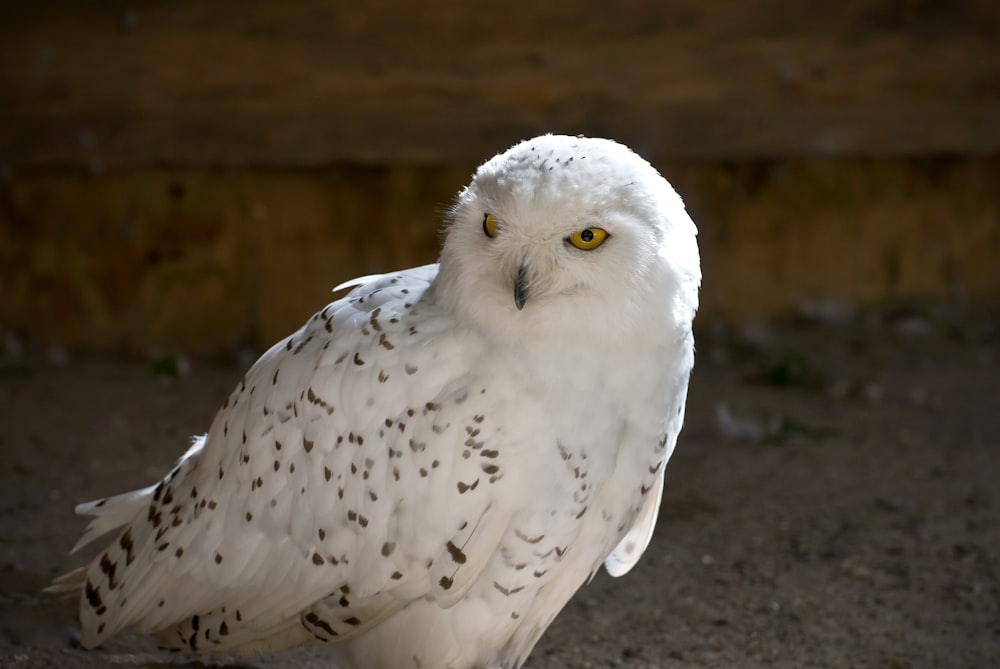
[{"x1": 50, "y1": 134, "x2": 701, "y2": 669}]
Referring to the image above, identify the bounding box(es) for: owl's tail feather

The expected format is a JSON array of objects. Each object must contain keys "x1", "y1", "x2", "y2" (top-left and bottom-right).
[
  {"x1": 43, "y1": 566, "x2": 87, "y2": 594},
  {"x1": 71, "y1": 486, "x2": 156, "y2": 554},
  {"x1": 44, "y1": 485, "x2": 155, "y2": 595}
]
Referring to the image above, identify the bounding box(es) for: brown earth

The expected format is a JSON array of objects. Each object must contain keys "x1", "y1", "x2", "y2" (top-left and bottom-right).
[{"x1": 0, "y1": 303, "x2": 997, "y2": 668}]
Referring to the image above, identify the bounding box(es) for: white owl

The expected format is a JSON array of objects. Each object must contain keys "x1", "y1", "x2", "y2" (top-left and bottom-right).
[{"x1": 50, "y1": 134, "x2": 701, "y2": 669}]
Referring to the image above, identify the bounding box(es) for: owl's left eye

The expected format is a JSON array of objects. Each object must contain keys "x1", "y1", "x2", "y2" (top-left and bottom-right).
[
  {"x1": 483, "y1": 213, "x2": 499, "y2": 238},
  {"x1": 567, "y1": 227, "x2": 608, "y2": 250}
]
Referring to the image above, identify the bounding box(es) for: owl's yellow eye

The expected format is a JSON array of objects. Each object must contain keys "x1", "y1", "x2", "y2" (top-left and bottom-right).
[
  {"x1": 567, "y1": 227, "x2": 608, "y2": 250},
  {"x1": 483, "y1": 213, "x2": 499, "y2": 238}
]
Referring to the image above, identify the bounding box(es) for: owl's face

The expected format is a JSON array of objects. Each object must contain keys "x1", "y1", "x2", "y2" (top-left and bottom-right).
[{"x1": 436, "y1": 135, "x2": 700, "y2": 345}]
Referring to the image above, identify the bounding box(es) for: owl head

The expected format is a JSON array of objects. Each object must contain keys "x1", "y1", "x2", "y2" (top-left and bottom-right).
[{"x1": 435, "y1": 135, "x2": 700, "y2": 346}]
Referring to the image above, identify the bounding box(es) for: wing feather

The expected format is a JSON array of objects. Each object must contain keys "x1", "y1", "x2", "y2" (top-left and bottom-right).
[
  {"x1": 58, "y1": 264, "x2": 518, "y2": 653},
  {"x1": 604, "y1": 471, "x2": 663, "y2": 577}
]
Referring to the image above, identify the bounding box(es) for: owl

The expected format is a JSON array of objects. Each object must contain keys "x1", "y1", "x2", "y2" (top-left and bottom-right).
[{"x1": 50, "y1": 134, "x2": 701, "y2": 668}]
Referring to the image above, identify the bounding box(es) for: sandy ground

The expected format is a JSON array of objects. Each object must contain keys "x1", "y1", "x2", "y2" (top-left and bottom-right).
[{"x1": 0, "y1": 303, "x2": 997, "y2": 669}]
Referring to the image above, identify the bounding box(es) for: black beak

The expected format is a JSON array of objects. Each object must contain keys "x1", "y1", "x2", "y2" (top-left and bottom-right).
[{"x1": 513, "y1": 263, "x2": 528, "y2": 311}]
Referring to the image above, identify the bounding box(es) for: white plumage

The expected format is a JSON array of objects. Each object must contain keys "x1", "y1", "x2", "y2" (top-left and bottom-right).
[{"x1": 51, "y1": 134, "x2": 701, "y2": 669}]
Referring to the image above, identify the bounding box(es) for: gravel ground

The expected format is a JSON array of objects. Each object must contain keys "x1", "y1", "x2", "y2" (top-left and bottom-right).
[{"x1": 1, "y1": 303, "x2": 997, "y2": 668}]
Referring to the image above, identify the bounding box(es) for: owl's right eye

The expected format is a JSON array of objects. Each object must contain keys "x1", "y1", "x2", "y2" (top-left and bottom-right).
[{"x1": 483, "y1": 213, "x2": 499, "y2": 238}]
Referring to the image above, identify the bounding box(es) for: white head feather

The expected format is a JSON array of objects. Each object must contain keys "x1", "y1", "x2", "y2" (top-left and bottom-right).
[{"x1": 434, "y1": 134, "x2": 700, "y2": 346}]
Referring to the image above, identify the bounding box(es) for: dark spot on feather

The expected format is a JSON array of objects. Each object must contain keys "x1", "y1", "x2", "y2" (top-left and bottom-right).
[
  {"x1": 120, "y1": 529, "x2": 136, "y2": 565},
  {"x1": 84, "y1": 579, "x2": 103, "y2": 610},
  {"x1": 99, "y1": 554, "x2": 117, "y2": 589},
  {"x1": 457, "y1": 479, "x2": 479, "y2": 493},
  {"x1": 493, "y1": 581, "x2": 524, "y2": 596},
  {"x1": 515, "y1": 529, "x2": 544, "y2": 544},
  {"x1": 446, "y1": 541, "x2": 467, "y2": 564},
  {"x1": 304, "y1": 612, "x2": 338, "y2": 637}
]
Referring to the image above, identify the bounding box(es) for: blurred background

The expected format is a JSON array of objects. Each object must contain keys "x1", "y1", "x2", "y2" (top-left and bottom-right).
[{"x1": 1, "y1": 0, "x2": 997, "y2": 355}]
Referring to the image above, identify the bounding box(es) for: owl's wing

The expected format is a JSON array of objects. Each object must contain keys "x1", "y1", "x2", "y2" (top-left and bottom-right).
[
  {"x1": 604, "y1": 384, "x2": 689, "y2": 578},
  {"x1": 603, "y1": 471, "x2": 663, "y2": 577},
  {"x1": 61, "y1": 264, "x2": 513, "y2": 653}
]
